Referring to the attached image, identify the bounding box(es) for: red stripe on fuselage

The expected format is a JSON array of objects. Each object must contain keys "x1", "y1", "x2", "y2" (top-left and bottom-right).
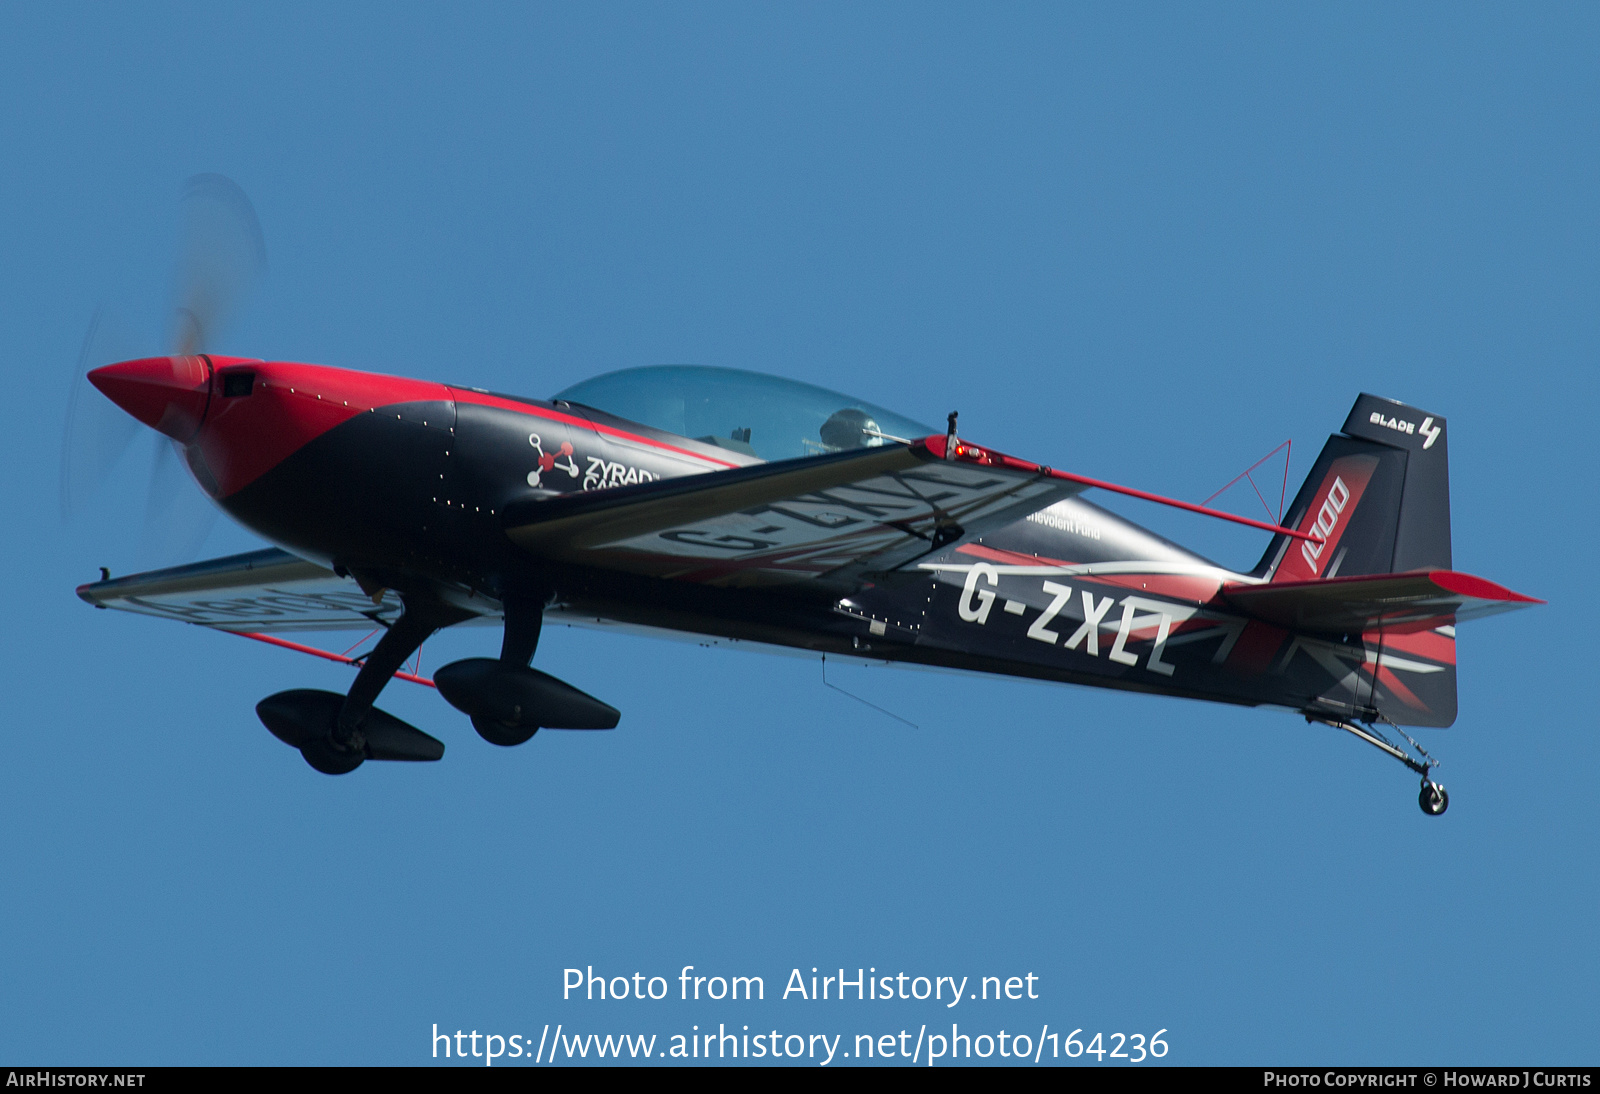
[
  {"x1": 447, "y1": 389, "x2": 740, "y2": 469},
  {"x1": 194, "y1": 361, "x2": 738, "y2": 497}
]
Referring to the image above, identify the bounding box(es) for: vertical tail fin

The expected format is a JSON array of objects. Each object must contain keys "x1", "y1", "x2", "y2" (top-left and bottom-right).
[
  {"x1": 1253, "y1": 394, "x2": 1451, "y2": 582},
  {"x1": 1250, "y1": 394, "x2": 1456, "y2": 727}
]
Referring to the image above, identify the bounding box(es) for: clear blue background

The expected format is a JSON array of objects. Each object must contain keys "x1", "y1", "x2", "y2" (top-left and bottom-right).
[{"x1": 0, "y1": 2, "x2": 1592, "y2": 1065}]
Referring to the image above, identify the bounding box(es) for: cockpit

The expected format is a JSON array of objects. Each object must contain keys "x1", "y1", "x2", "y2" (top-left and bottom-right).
[{"x1": 555, "y1": 365, "x2": 936, "y2": 462}]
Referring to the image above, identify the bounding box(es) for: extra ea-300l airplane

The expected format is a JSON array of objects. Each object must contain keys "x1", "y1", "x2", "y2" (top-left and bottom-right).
[{"x1": 72, "y1": 182, "x2": 1539, "y2": 814}]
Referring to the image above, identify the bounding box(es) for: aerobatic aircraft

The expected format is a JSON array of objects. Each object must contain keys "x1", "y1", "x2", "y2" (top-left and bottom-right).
[{"x1": 70, "y1": 181, "x2": 1539, "y2": 813}]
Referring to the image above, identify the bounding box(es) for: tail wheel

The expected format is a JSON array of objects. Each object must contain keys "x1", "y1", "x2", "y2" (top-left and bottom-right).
[{"x1": 1419, "y1": 780, "x2": 1449, "y2": 816}]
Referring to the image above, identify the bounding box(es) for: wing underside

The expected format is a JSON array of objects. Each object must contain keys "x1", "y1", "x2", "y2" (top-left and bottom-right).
[
  {"x1": 77, "y1": 548, "x2": 413, "y2": 633},
  {"x1": 77, "y1": 444, "x2": 1080, "y2": 630}
]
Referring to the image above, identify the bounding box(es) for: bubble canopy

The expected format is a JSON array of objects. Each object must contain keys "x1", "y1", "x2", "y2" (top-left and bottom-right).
[{"x1": 555, "y1": 365, "x2": 937, "y2": 462}]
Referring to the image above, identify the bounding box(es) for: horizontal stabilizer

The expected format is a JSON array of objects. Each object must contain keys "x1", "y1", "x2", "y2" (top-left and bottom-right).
[{"x1": 1222, "y1": 570, "x2": 1542, "y2": 635}]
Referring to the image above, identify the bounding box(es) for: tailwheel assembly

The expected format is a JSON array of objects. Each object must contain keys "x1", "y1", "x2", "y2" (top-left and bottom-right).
[
  {"x1": 1309, "y1": 714, "x2": 1449, "y2": 816},
  {"x1": 1418, "y1": 780, "x2": 1449, "y2": 816}
]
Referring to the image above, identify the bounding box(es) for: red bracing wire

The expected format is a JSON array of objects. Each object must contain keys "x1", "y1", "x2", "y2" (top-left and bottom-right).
[
  {"x1": 1278, "y1": 438, "x2": 1291, "y2": 523},
  {"x1": 227, "y1": 630, "x2": 436, "y2": 688},
  {"x1": 1201, "y1": 440, "x2": 1292, "y2": 523},
  {"x1": 339, "y1": 627, "x2": 380, "y2": 657},
  {"x1": 927, "y1": 435, "x2": 1317, "y2": 541}
]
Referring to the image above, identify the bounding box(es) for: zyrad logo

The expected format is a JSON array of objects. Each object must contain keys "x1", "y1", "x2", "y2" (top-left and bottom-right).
[
  {"x1": 1300, "y1": 476, "x2": 1351, "y2": 574},
  {"x1": 1370, "y1": 411, "x2": 1442, "y2": 450}
]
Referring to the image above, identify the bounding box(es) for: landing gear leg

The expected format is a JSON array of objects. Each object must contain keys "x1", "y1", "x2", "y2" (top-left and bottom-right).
[
  {"x1": 255, "y1": 593, "x2": 468, "y2": 774},
  {"x1": 468, "y1": 593, "x2": 545, "y2": 746},
  {"x1": 499, "y1": 592, "x2": 544, "y2": 668},
  {"x1": 1309, "y1": 715, "x2": 1448, "y2": 816},
  {"x1": 479, "y1": 593, "x2": 546, "y2": 745},
  {"x1": 293, "y1": 596, "x2": 469, "y2": 774},
  {"x1": 330, "y1": 605, "x2": 444, "y2": 755}
]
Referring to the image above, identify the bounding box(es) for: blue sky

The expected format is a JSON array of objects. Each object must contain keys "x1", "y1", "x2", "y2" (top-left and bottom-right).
[{"x1": 1, "y1": 3, "x2": 1594, "y2": 1065}]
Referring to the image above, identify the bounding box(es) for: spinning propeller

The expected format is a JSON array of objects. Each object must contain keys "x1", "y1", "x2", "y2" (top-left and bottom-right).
[{"x1": 60, "y1": 175, "x2": 266, "y2": 564}]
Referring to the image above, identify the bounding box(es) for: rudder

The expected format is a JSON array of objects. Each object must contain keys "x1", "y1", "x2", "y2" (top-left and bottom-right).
[{"x1": 1254, "y1": 393, "x2": 1451, "y2": 582}]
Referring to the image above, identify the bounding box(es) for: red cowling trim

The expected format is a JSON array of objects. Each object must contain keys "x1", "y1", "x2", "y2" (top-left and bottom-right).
[{"x1": 196, "y1": 361, "x2": 452, "y2": 496}]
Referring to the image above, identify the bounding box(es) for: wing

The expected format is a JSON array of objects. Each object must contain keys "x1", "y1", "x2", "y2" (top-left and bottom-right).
[
  {"x1": 77, "y1": 547, "x2": 410, "y2": 633},
  {"x1": 1222, "y1": 570, "x2": 1542, "y2": 634},
  {"x1": 502, "y1": 439, "x2": 1083, "y2": 588}
]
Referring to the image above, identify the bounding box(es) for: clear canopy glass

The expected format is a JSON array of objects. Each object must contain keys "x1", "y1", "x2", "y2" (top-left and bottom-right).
[{"x1": 555, "y1": 365, "x2": 936, "y2": 462}]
